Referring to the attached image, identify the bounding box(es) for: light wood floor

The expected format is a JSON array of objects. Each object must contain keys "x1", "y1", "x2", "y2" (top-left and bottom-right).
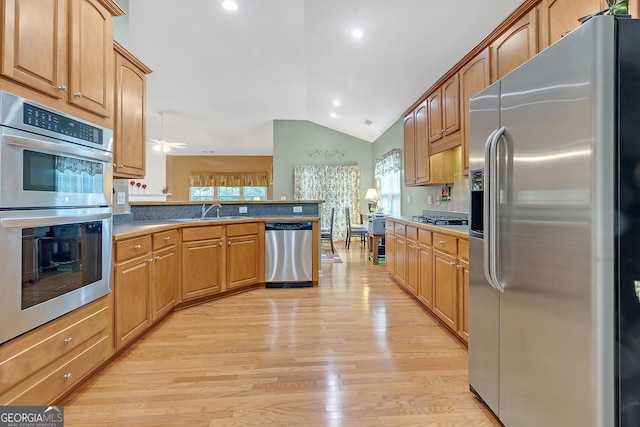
[{"x1": 61, "y1": 242, "x2": 500, "y2": 426}]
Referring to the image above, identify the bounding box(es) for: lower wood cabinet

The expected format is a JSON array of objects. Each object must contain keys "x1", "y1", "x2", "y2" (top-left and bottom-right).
[
  {"x1": 417, "y1": 229, "x2": 433, "y2": 309},
  {"x1": 405, "y1": 226, "x2": 419, "y2": 296},
  {"x1": 0, "y1": 296, "x2": 112, "y2": 405},
  {"x1": 432, "y1": 249, "x2": 458, "y2": 331},
  {"x1": 226, "y1": 222, "x2": 260, "y2": 290},
  {"x1": 181, "y1": 226, "x2": 224, "y2": 300},
  {"x1": 151, "y1": 230, "x2": 179, "y2": 321}
]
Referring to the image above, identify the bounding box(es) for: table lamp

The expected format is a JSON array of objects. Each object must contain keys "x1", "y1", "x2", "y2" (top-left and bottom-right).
[{"x1": 365, "y1": 188, "x2": 379, "y2": 213}]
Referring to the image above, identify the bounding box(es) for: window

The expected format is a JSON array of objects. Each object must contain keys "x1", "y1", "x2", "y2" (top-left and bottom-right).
[
  {"x1": 375, "y1": 149, "x2": 401, "y2": 216},
  {"x1": 189, "y1": 186, "x2": 267, "y2": 201}
]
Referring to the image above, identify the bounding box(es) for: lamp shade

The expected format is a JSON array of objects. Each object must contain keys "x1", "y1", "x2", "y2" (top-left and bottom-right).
[{"x1": 365, "y1": 188, "x2": 378, "y2": 201}]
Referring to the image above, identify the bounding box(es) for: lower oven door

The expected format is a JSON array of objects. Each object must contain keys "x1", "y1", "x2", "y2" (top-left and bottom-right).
[{"x1": 0, "y1": 207, "x2": 112, "y2": 344}]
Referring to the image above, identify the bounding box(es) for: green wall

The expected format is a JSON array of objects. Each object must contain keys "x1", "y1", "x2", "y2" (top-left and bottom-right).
[
  {"x1": 113, "y1": 0, "x2": 129, "y2": 47},
  {"x1": 273, "y1": 120, "x2": 374, "y2": 208},
  {"x1": 372, "y1": 118, "x2": 426, "y2": 217}
]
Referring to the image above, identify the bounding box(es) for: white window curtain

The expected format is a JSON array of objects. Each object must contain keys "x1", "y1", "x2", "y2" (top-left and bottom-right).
[
  {"x1": 294, "y1": 165, "x2": 361, "y2": 241},
  {"x1": 375, "y1": 149, "x2": 401, "y2": 216}
]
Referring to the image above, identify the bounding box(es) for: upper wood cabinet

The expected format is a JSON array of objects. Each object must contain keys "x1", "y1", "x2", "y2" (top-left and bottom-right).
[
  {"x1": 403, "y1": 112, "x2": 416, "y2": 185},
  {"x1": 459, "y1": 48, "x2": 491, "y2": 176},
  {"x1": 1, "y1": 0, "x2": 122, "y2": 118},
  {"x1": 427, "y1": 74, "x2": 461, "y2": 154},
  {"x1": 491, "y1": 8, "x2": 538, "y2": 82},
  {"x1": 114, "y1": 42, "x2": 152, "y2": 178},
  {"x1": 538, "y1": 0, "x2": 604, "y2": 49}
]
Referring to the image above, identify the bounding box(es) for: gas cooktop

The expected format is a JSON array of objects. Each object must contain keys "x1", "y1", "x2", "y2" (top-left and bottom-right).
[{"x1": 412, "y1": 216, "x2": 469, "y2": 226}]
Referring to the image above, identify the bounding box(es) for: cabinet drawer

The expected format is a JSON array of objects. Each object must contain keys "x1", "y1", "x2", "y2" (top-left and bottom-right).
[
  {"x1": 5, "y1": 336, "x2": 110, "y2": 405},
  {"x1": 227, "y1": 222, "x2": 259, "y2": 237},
  {"x1": 418, "y1": 229, "x2": 432, "y2": 245},
  {"x1": 458, "y1": 239, "x2": 469, "y2": 260},
  {"x1": 394, "y1": 223, "x2": 406, "y2": 235},
  {"x1": 0, "y1": 305, "x2": 109, "y2": 396},
  {"x1": 153, "y1": 229, "x2": 179, "y2": 250},
  {"x1": 432, "y1": 233, "x2": 457, "y2": 255},
  {"x1": 406, "y1": 225, "x2": 418, "y2": 241},
  {"x1": 182, "y1": 225, "x2": 223, "y2": 242},
  {"x1": 386, "y1": 220, "x2": 395, "y2": 231},
  {"x1": 115, "y1": 235, "x2": 152, "y2": 262}
]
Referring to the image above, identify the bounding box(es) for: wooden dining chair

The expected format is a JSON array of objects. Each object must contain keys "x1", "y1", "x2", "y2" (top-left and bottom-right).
[
  {"x1": 345, "y1": 207, "x2": 367, "y2": 249},
  {"x1": 320, "y1": 207, "x2": 335, "y2": 253}
]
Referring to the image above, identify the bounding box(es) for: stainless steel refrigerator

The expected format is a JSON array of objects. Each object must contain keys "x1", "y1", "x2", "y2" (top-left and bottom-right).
[{"x1": 468, "y1": 15, "x2": 640, "y2": 427}]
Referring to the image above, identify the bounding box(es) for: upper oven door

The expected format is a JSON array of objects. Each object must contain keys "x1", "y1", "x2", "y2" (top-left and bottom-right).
[{"x1": 0, "y1": 126, "x2": 113, "y2": 208}]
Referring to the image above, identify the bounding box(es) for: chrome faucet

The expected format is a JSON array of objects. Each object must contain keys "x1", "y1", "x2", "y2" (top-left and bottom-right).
[{"x1": 201, "y1": 203, "x2": 222, "y2": 219}]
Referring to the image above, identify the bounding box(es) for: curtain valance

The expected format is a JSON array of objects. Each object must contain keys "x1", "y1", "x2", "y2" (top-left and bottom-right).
[
  {"x1": 189, "y1": 171, "x2": 269, "y2": 187},
  {"x1": 374, "y1": 148, "x2": 401, "y2": 175}
]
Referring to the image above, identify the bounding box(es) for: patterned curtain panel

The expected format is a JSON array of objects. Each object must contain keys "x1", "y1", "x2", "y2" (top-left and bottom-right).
[
  {"x1": 189, "y1": 171, "x2": 269, "y2": 187},
  {"x1": 294, "y1": 165, "x2": 361, "y2": 242}
]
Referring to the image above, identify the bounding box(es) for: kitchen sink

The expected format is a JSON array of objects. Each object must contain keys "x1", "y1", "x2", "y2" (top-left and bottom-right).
[{"x1": 168, "y1": 216, "x2": 254, "y2": 222}]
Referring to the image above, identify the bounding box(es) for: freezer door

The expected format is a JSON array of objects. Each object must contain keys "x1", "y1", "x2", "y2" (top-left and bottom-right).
[
  {"x1": 497, "y1": 16, "x2": 615, "y2": 427},
  {"x1": 468, "y1": 81, "x2": 501, "y2": 415}
]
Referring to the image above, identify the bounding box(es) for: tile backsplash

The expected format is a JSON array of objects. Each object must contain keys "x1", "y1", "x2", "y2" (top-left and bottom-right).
[{"x1": 423, "y1": 172, "x2": 469, "y2": 213}]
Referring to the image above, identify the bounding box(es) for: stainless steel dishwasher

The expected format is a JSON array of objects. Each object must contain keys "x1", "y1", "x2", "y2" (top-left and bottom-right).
[{"x1": 265, "y1": 221, "x2": 313, "y2": 288}]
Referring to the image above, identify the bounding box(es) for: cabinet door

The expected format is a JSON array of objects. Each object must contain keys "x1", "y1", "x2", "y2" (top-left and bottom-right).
[
  {"x1": 491, "y1": 9, "x2": 538, "y2": 82},
  {"x1": 1, "y1": 0, "x2": 68, "y2": 98},
  {"x1": 432, "y1": 249, "x2": 457, "y2": 331},
  {"x1": 460, "y1": 48, "x2": 490, "y2": 176},
  {"x1": 414, "y1": 101, "x2": 430, "y2": 184},
  {"x1": 152, "y1": 245, "x2": 177, "y2": 321},
  {"x1": 68, "y1": 0, "x2": 113, "y2": 116},
  {"x1": 539, "y1": 0, "x2": 603, "y2": 49},
  {"x1": 114, "y1": 50, "x2": 146, "y2": 177},
  {"x1": 227, "y1": 234, "x2": 259, "y2": 290},
  {"x1": 394, "y1": 234, "x2": 406, "y2": 286},
  {"x1": 405, "y1": 240, "x2": 418, "y2": 296},
  {"x1": 442, "y1": 74, "x2": 460, "y2": 136},
  {"x1": 427, "y1": 89, "x2": 443, "y2": 143},
  {"x1": 457, "y1": 258, "x2": 469, "y2": 342},
  {"x1": 181, "y1": 239, "x2": 223, "y2": 300},
  {"x1": 114, "y1": 254, "x2": 151, "y2": 350},
  {"x1": 417, "y1": 243, "x2": 433, "y2": 309},
  {"x1": 403, "y1": 113, "x2": 416, "y2": 185}
]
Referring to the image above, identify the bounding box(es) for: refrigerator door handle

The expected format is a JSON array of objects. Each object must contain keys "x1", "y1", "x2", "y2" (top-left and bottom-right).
[
  {"x1": 484, "y1": 127, "x2": 506, "y2": 293},
  {"x1": 483, "y1": 128, "x2": 499, "y2": 290}
]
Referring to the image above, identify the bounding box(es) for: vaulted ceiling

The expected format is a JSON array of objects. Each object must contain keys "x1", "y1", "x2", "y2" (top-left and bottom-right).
[{"x1": 127, "y1": 0, "x2": 523, "y2": 156}]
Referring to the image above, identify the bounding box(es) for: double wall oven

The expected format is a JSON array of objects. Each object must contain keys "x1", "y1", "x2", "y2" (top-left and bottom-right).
[{"x1": 0, "y1": 91, "x2": 113, "y2": 345}]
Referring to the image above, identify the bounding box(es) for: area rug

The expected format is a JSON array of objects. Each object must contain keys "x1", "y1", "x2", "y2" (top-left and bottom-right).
[{"x1": 321, "y1": 246, "x2": 343, "y2": 264}]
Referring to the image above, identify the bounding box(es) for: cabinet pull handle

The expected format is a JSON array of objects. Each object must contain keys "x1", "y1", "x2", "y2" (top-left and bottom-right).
[
  {"x1": 164, "y1": 236, "x2": 171, "y2": 240},
  {"x1": 155, "y1": 256, "x2": 161, "y2": 260},
  {"x1": 74, "y1": 92, "x2": 83, "y2": 98},
  {"x1": 58, "y1": 85, "x2": 67, "y2": 92},
  {"x1": 63, "y1": 373, "x2": 72, "y2": 381},
  {"x1": 64, "y1": 337, "x2": 72, "y2": 345},
  {"x1": 134, "y1": 244, "x2": 142, "y2": 249},
  {"x1": 439, "y1": 240, "x2": 445, "y2": 246}
]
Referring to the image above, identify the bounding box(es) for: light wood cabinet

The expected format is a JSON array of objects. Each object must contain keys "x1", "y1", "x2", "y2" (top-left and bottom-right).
[
  {"x1": 538, "y1": 0, "x2": 604, "y2": 48},
  {"x1": 428, "y1": 74, "x2": 461, "y2": 154},
  {"x1": 432, "y1": 248, "x2": 458, "y2": 331},
  {"x1": 182, "y1": 226, "x2": 224, "y2": 300},
  {"x1": 457, "y1": 258, "x2": 469, "y2": 342},
  {"x1": 416, "y1": 229, "x2": 433, "y2": 309},
  {"x1": 113, "y1": 42, "x2": 152, "y2": 178},
  {"x1": 1, "y1": 0, "x2": 121, "y2": 118},
  {"x1": 385, "y1": 221, "x2": 395, "y2": 275},
  {"x1": 405, "y1": 226, "x2": 418, "y2": 296},
  {"x1": 151, "y1": 229, "x2": 179, "y2": 321},
  {"x1": 0, "y1": 296, "x2": 112, "y2": 405},
  {"x1": 414, "y1": 101, "x2": 429, "y2": 184},
  {"x1": 459, "y1": 48, "x2": 490, "y2": 176},
  {"x1": 491, "y1": 8, "x2": 538, "y2": 82},
  {"x1": 393, "y1": 223, "x2": 406, "y2": 286},
  {"x1": 403, "y1": 112, "x2": 416, "y2": 185},
  {"x1": 226, "y1": 223, "x2": 260, "y2": 290},
  {"x1": 114, "y1": 236, "x2": 152, "y2": 350}
]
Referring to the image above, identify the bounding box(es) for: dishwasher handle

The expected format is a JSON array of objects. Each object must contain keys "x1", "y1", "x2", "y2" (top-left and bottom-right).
[{"x1": 265, "y1": 221, "x2": 312, "y2": 231}]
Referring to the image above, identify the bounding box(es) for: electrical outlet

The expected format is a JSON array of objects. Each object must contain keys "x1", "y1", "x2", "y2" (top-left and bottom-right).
[
  {"x1": 427, "y1": 195, "x2": 433, "y2": 205},
  {"x1": 407, "y1": 195, "x2": 412, "y2": 204},
  {"x1": 293, "y1": 206, "x2": 302, "y2": 213},
  {"x1": 280, "y1": 196, "x2": 287, "y2": 200},
  {"x1": 116, "y1": 192, "x2": 125, "y2": 205},
  {"x1": 239, "y1": 206, "x2": 248, "y2": 214}
]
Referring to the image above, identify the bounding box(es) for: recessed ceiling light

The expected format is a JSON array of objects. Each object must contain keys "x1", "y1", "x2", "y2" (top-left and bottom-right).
[
  {"x1": 350, "y1": 28, "x2": 363, "y2": 39},
  {"x1": 222, "y1": 1, "x2": 238, "y2": 11},
  {"x1": 330, "y1": 112, "x2": 338, "y2": 118},
  {"x1": 364, "y1": 119, "x2": 373, "y2": 126},
  {"x1": 332, "y1": 99, "x2": 341, "y2": 107}
]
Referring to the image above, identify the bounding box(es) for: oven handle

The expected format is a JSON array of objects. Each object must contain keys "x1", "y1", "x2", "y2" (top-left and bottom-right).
[
  {"x1": 3, "y1": 134, "x2": 112, "y2": 163},
  {"x1": 1, "y1": 212, "x2": 111, "y2": 228}
]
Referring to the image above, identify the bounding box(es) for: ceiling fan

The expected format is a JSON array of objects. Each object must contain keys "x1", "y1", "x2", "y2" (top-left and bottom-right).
[{"x1": 148, "y1": 111, "x2": 187, "y2": 154}]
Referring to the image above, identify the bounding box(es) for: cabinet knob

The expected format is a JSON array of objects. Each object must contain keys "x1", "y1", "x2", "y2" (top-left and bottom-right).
[
  {"x1": 63, "y1": 373, "x2": 72, "y2": 381},
  {"x1": 450, "y1": 261, "x2": 456, "y2": 265},
  {"x1": 147, "y1": 258, "x2": 153, "y2": 263},
  {"x1": 118, "y1": 164, "x2": 124, "y2": 168},
  {"x1": 228, "y1": 241, "x2": 231, "y2": 246},
  {"x1": 164, "y1": 236, "x2": 171, "y2": 241},
  {"x1": 219, "y1": 242, "x2": 222, "y2": 246},
  {"x1": 439, "y1": 240, "x2": 445, "y2": 246},
  {"x1": 155, "y1": 255, "x2": 160, "y2": 260},
  {"x1": 74, "y1": 92, "x2": 83, "y2": 98},
  {"x1": 134, "y1": 244, "x2": 142, "y2": 249},
  {"x1": 64, "y1": 337, "x2": 73, "y2": 345},
  {"x1": 58, "y1": 85, "x2": 67, "y2": 92}
]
